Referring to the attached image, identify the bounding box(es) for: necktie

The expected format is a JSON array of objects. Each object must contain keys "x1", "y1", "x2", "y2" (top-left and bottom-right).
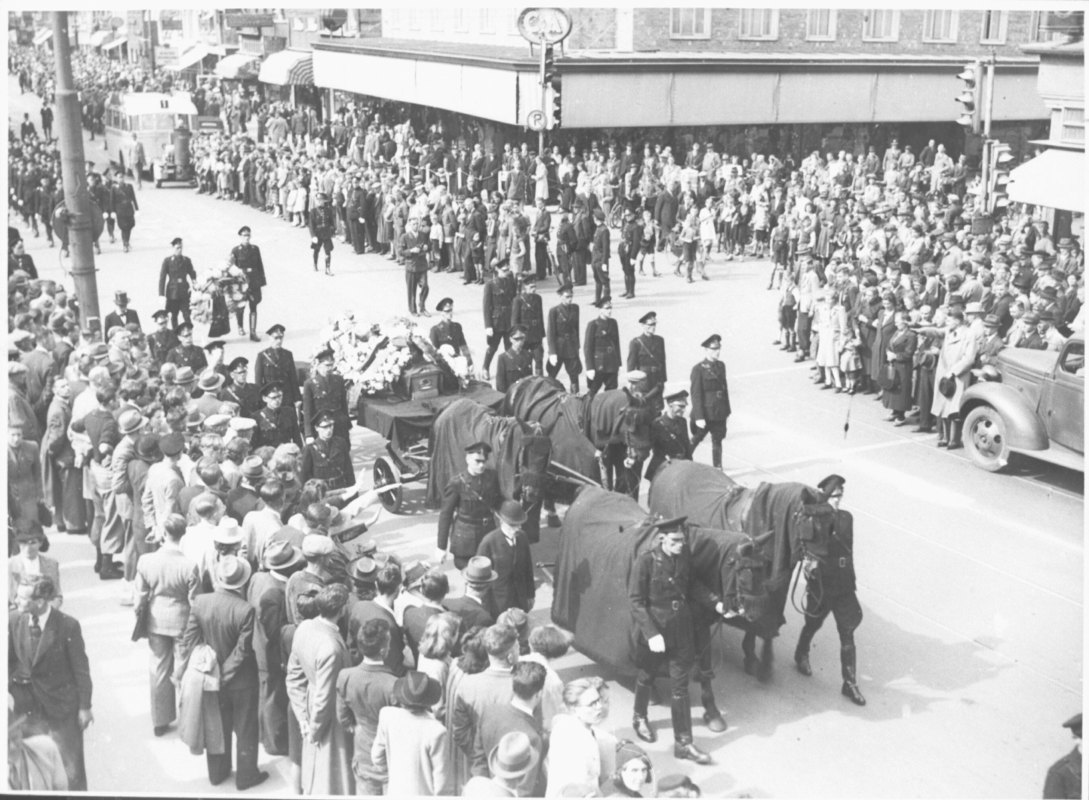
[{"x1": 29, "y1": 614, "x2": 42, "y2": 651}]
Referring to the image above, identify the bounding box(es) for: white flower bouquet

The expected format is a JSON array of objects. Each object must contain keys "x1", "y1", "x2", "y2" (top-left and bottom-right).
[{"x1": 191, "y1": 263, "x2": 248, "y2": 322}]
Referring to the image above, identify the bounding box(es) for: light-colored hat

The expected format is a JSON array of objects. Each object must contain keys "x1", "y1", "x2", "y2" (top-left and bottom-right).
[
  {"x1": 214, "y1": 554, "x2": 252, "y2": 590},
  {"x1": 213, "y1": 518, "x2": 243, "y2": 547},
  {"x1": 301, "y1": 533, "x2": 336, "y2": 558}
]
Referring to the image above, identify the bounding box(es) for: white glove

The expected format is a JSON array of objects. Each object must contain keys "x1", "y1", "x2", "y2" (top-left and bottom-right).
[
  {"x1": 311, "y1": 237, "x2": 318, "y2": 244},
  {"x1": 586, "y1": 369, "x2": 596, "y2": 380},
  {"x1": 693, "y1": 419, "x2": 706, "y2": 430},
  {"x1": 434, "y1": 548, "x2": 449, "y2": 564},
  {"x1": 548, "y1": 354, "x2": 557, "y2": 366},
  {"x1": 485, "y1": 327, "x2": 494, "y2": 338},
  {"x1": 647, "y1": 635, "x2": 666, "y2": 653}
]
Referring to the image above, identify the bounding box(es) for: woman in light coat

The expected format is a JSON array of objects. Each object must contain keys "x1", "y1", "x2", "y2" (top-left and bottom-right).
[
  {"x1": 545, "y1": 677, "x2": 617, "y2": 796},
  {"x1": 813, "y1": 287, "x2": 846, "y2": 390},
  {"x1": 930, "y1": 308, "x2": 978, "y2": 448}
]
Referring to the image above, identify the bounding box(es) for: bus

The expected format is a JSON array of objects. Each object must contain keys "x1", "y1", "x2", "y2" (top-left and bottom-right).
[{"x1": 104, "y1": 92, "x2": 198, "y2": 179}]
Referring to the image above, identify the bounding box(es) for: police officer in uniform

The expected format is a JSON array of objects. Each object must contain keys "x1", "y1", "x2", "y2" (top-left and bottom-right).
[
  {"x1": 1043, "y1": 713, "x2": 1082, "y2": 799},
  {"x1": 308, "y1": 192, "x2": 337, "y2": 275},
  {"x1": 511, "y1": 274, "x2": 545, "y2": 375},
  {"x1": 165, "y1": 322, "x2": 208, "y2": 372},
  {"x1": 495, "y1": 325, "x2": 534, "y2": 393},
  {"x1": 793, "y1": 474, "x2": 866, "y2": 706},
  {"x1": 645, "y1": 390, "x2": 692, "y2": 480},
  {"x1": 627, "y1": 311, "x2": 667, "y2": 412},
  {"x1": 689, "y1": 334, "x2": 731, "y2": 469},
  {"x1": 629, "y1": 516, "x2": 728, "y2": 764},
  {"x1": 253, "y1": 382, "x2": 301, "y2": 450},
  {"x1": 299, "y1": 410, "x2": 354, "y2": 490},
  {"x1": 302, "y1": 347, "x2": 351, "y2": 443},
  {"x1": 435, "y1": 442, "x2": 502, "y2": 569},
  {"x1": 429, "y1": 298, "x2": 473, "y2": 372},
  {"x1": 229, "y1": 226, "x2": 267, "y2": 341},
  {"x1": 546, "y1": 283, "x2": 582, "y2": 393},
  {"x1": 481, "y1": 259, "x2": 516, "y2": 380},
  {"x1": 583, "y1": 299, "x2": 621, "y2": 395},
  {"x1": 255, "y1": 324, "x2": 302, "y2": 411},
  {"x1": 222, "y1": 356, "x2": 260, "y2": 418},
  {"x1": 147, "y1": 309, "x2": 179, "y2": 368},
  {"x1": 158, "y1": 237, "x2": 196, "y2": 329}
]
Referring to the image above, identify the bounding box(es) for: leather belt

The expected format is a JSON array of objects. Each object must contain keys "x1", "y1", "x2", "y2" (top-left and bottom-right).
[
  {"x1": 838, "y1": 557, "x2": 848, "y2": 569},
  {"x1": 652, "y1": 599, "x2": 686, "y2": 612}
]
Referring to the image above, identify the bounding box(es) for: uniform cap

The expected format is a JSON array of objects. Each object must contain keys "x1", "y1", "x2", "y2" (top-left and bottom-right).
[
  {"x1": 203, "y1": 413, "x2": 231, "y2": 430},
  {"x1": 465, "y1": 441, "x2": 492, "y2": 457},
  {"x1": 665, "y1": 390, "x2": 689, "y2": 404},
  {"x1": 312, "y1": 410, "x2": 336, "y2": 428},
  {"x1": 170, "y1": 237, "x2": 183, "y2": 246},
  {"x1": 266, "y1": 324, "x2": 286, "y2": 336},
  {"x1": 229, "y1": 417, "x2": 256, "y2": 431},
  {"x1": 151, "y1": 309, "x2": 169, "y2": 321},
  {"x1": 314, "y1": 347, "x2": 334, "y2": 363},
  {"x1": 557, "y1": 283, "x2": 573, "y2": 296},
  {"x1": 651, "y1": 515, "x2": 688, "y2": 535},
  {"x1": 203, "y1": 340, "x2": 226, "y2": 353},
  {"x1": 175, "y1": 322, "x2": 194, "y2": 335},
  {"x1": 436, "y1": 297, "x2": 454, "y2": 312},
  {"x1": 817, "y1": 473, "x2": 846, "y2": 497},
  {"x1": 261, "y1": 381, "x2": 284, "y2": 397},
  {"x1": 702, "y1": 334, "x2": 722, "y2": 349},
  {"x1": 228, "y1": 356, "x2": 248, "y2": 371},
  {"x1": 1062, "y1": 713, "x2": 1082, "y2": 737},
  {"x1": 238, "y1": 226, "x2": 251, "y2": 236},
  {"x1": 625, "y1": 370, "x2": 647, "y2": 383},
  {"x1": 639, "y1": 311, "x2": 657, "y2": 324}
]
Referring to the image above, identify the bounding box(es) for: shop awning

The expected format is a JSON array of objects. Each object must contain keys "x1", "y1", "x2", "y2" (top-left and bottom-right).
[
  {"x1": 259, "y1": 49, "x2": 314, "y2": 86},
  {"x1": 214, "y1": 52, "x2": 260, "y2": 80},
  {"x1": 1008, "y1": 148, "x2": 1085, "y2": 213},
  {"x1": 102, "y1": 36, "x2": 127, "y2": 52},
  {"x1": 88, "y1": 30, "x2": 111, "y2": 48},
  {"x1": 33, "y1": 29, "x2": 52, "y2": 47},
  {"x1": 165, "y1": 44, "x2": 209, "y2": 72}
]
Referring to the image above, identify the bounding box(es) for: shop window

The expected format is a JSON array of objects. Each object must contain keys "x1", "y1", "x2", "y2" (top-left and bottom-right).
[
  {"x1": 408, "y1": 8, "x2": 422, "y2": 31},
  {"x1": 863, "y1": 9, "x2": 899, "y2": 41},
  {"x1": 479, "y1": 8, "x2": 495, "y2": 33},
  {"x1": 980, "y1": 10, "x2": 1007, "y2": 43},
  {"x1": 670, "y1": 8, "x2": 711, "y2": 39},
  {"x1": 1062, "y1": 107, "x2": 1085, "y2": 144},
  {"x1": 806, "y1": 9, "x2": 836, "y2": 40},
  {"x1": 1029, "y1": 11, "x2": 1063, "y2": 42},
  {"x1": 922, "y1": 10, "x2": 958, "y2": 43}
]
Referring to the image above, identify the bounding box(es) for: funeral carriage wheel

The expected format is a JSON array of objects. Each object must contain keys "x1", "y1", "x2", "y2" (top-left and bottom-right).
[{"x1": 373, "y1": 456, "x2": 404, "y2": 513}]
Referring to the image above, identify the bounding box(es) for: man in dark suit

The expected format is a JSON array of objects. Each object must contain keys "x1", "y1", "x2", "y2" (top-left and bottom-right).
[
  {"x1": 9, "y1": 575, "x2": 94, "y2": 790},
  {"x1": 470, "y1": 661, "x2": 546, "y2": 795},
  {"x1": 345, "y1": 561, "x2": 406, "y2": 675},
  {"x1": 402, "y1": 569, "x2": 448, "y2": 664},
  {"x1": 511, "y1": 277, "x2": 545, "y2": 375},
  {"x1": 583, "y1": 300, "x2": 621, "y2": 395},
  {"x1": 546, "y1": 283, "x2": 582, "y2": 394},
  {"x1": 475, "y1": 501, "x2": 535, "y2": 616},
  {"x1": 175, "y1": 556, "x2": 269, "y2": 790},
  {"x1": 482, "y1": 259, "x2": 517, "y2": 381},
  {"x1": 572, "y1": 201, "x2": 594, "y2": 286},
  {"x1": 103, "y1": 290, "x2": 142, "y2": 335},
  {"x1": 158, "y1": 237, "x2": 196, "y2": 329},
  {"x1": 308, "y1": 192, "x2": 337, "y2": 275},
  {"x1": 590, "y1": 209, "x2": 612, "y2": 307},
  {"x1": 627, "y1": 310, "x2": 667, "y2": 412},
  {"x1": 532, "y1": 197, "x2": 552, "y2": 281},
  {"x1": 229, "y1": 226, "x2": 267, "y2": 341},
  {"x1": 443, "y1": 557, "x2": 498, "y2": 629},
  {"x1": 689, "y1": 334, "x2": 731, "y2": 469},
  {"x1": 165, "y1": 323, "x2": 208, "y2": 373},
  {"x1": 554, "y1": 212, "x2": 577, "y2": 287},
  {"x1": 254, "y1": 324, "x2": 302, "y2": 410}
]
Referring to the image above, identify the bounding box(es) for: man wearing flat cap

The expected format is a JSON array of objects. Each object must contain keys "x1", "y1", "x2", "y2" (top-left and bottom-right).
[
  {"x1": 629, "y1": 516, "x2": 727, "y2": 764},
  {"x1": 300, "y1": 410, "x2": 354, "y2": 490},
  {"x1": 303, "y1": 348, "x2": 351, "y2": 443},
  {"x1": 436, "y1": 442, "x2": 503, "y2": 569},
  {"x1": 627, "y1": 311, "x2": 667, "y2": 412},
  {"x1": 158, "y1": 237, "x2": 196, "y2": 329},
  {"x1": 229, "y1": 226, "x2": 267, "y2": 341},
  {"x1": 1043, "y1": 713, "x2": 1082, "y2": 799},
  {"x1": 689, "y1": 334, "x2": 731, "y2": 469}
]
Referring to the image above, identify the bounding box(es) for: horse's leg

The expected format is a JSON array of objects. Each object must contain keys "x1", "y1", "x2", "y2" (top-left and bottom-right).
[{"x1": 692, "y1": 615, "x2": 727, "y2": 732}]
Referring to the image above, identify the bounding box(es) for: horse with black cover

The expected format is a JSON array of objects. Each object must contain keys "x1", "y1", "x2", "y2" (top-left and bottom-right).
[
  {"x1": 503, "y1": 375, "x2": 654, "y2": 501},
  {"x1": 426, "y1": 397, "x2": 553, "y2": 543},
  {"x1": 551, "y1": 485, "x2": 776, "y2": 733},
  {"x1": 648, "y1": 460, "x2": 829, "y2": 680}
]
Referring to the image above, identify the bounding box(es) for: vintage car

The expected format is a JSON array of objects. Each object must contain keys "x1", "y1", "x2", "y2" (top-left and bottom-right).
[{"x1": 959, "y1": 335, "x2": 1084, "y2": 472}]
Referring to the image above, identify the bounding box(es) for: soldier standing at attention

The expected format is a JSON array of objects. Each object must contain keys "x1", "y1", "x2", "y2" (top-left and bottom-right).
[
  {"x1": 222, "y1": 357, "x2": 261, "y2": 419},
  {"x1": 435, "y1": 442, "x2": 502, "y2": 570},
  {"x1": 158, "y1": 237, "x2": 196, "y2": 329},
  {"x1": 495, "y1": 325, "x2": 533, "y2": 393},
  {"x1": 147, "y1": 309, "x2": 179, "y2": 369},
  {"x1": 165, "y1": 323, "x2": 208, "y2": 373},
  {"x1": 299, "y1": 410, "x2": 354, "y2": 490},
  {"x1": 429, "y1": 298, "x2": 473, "y2": 372},
  {"x1": 302, "y1": 347, "x2": 351, "y2": 444},
  {"x1": 629, "y1": 517, "x2": 727, "y2": 765},
  {"x1": 689, "y1": 334, "x2": 730, "y2": 469},
  {"x1": 308, "y1": 192, "x2": 337, "y2": 275},
  {"x1": 546, "y1": 283, "x2": 581, "y2": 394},
  {"x1": 645, "y1": 390, "x2": 692, "y2": 481},
  {"x1": 510, "y1": 275, "x2": 545, "y2": 376},
  {"x1": 255, "y1": 324, "x2": 302, "y2": 414},
  {"x1": 481, "y1": 259, "x2": 516, "y2": 381},
  {"x1": 229, "y1": 226, "x2": 267, "y2": 342},
  {"x1": 583, "y1": 299, "x2": 621, "y2": 395},
  {"x1": 590, "y1": 208, "x2": 612, "y2": 308},
  {"x1": 253, "y1": 382, "x2": 301, "y2": 450},
  {"x1": 626, "y1": 311, "x2": 667, "y2": 413},
  {"x1": 793, "y1": 474, "x2": 867, "y2": 707}
]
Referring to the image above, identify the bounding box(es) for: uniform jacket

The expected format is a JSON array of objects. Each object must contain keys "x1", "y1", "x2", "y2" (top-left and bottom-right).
[
  {"x1": 135, "y1": 544, "x2": 200, "y2": 637},
  {"x1": 147, "y1": 329, "x2": 179, "y2": 366},
  {"x1": 628, "y1": 544, "x2": 718, "y2": 642},
  {"x1": 483, "y1": 274, "x2": 517, "y2": 331},
  {"x1": 302, "y1": 371, "x2": 351, "y2": 439},
  {"x1": 645, "y1": 413, "x2": 692, "y2": 480},
  {"x1": 495, "y1": 348, "x2": 534, "y2": 393},
  {"x1": 9, "y1": 608, "x2": 93, "y2": 721},
  {"x1": 253, "y1": 405, "x2": 302, "y2": 450},
  {"x1": 159, "y1": 255, "x2": 196, "y2": 301},
  {"x1": 511, "y1": 294, "x2": 545, "y2": 344},
  {"x1": 165, "y1": 344, "x2": 208, "y2": 372},
  {"x1": 229, "y1": 243, "x2": 267, "y2": 291},
  {"x1": 177, "y1": 589, "x2": 258, "y2": 690},
  {"x1": 584, "y1": 317, "x2": 621, "y2": 371},
  {"x1": 437, "y1": 470, "x2": 502, "y2": 556},
  {"x1": 299, "y1": 436, "x2": 354, "y2": 490},
  {"x1": 430, "y1": 319, "x2": 468, "y2": 352},
  {"x1": 222, "y1": 381, "x2": 261, "y2": 419},
  {"x1": 547, "y1": 303, "x2": 581, "y2": 360},
  {"x1": 626, "y1": 334, "x2": 667, "y2": 399},
  {"x1": 308, "y1": 205, "x2": 337, "y2": 239},
  {"x1": 591, "y1": 224, "x2": 611, "y2": 268},
  {"x1": 475, "y1": 529, "x2": 535, "y2": 614},
  {"x1": 1043, "y1": 746, "x2": 1082, "y2": 799},
  {"x1": 690, "y1": 359, "x2": 731, "y2": 422}
]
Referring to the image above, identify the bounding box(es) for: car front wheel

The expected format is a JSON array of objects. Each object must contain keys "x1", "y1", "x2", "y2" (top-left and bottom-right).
[{"x1": 963, "y1": 405, "x2": 1010, "y2": 472}]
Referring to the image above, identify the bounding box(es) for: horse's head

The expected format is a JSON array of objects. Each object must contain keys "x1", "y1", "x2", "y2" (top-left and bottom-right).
[
  {"x1": 516, "y1": 424, "x2": 552, "y2": 509},
  {"x1": 620, "y1": 390, "x2": 654, "y2": 461}
]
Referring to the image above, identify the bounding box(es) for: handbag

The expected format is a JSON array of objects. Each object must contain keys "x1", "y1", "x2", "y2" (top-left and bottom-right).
[
  {"x1": 879, "y1": 363, "x2": 900, "y2": 393},
  {"x1": 131, "y1": 596, "x2": 150, "y2": 642},
  {"x1": 938, "y1": 375, "x2": 957, "y2": 399}
]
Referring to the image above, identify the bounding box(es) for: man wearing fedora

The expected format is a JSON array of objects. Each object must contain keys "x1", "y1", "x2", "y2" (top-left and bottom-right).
[
  {"x1": 226, "y1": 456, "x2": 265, "y2": 525},
  {"x1": 436, "y1": 442, "x2": 503, "y2": 569},
  {"x1": 192, "y1": 369, "x2": 227, "y2": 418},
  {"x1": 462, "y1": 731, "x2": 541, "y2": 798},
  {"x1": 176, "y1": 555, "x2": 268, "y2": 791},
  {"x1": 476, "y1": 500, "x2": 535, "y2": 616},
  {"x1": 976, "y1": 314, "x2": 1006, "y2": 368},
  {"x1": 372, "y1": 670, "x2": 450, "y2": 796},
  {"x1": 135, "y1": 513, "x2": 200, "y2": 737},
  {"x1": 159, "y1": 237, "x2": 197, "y2": 329},
  {"x1": 1043, "y1": 712, "x2": 1082, "y2": 799},
  {"x1": 443, "y1": 556, "x2": 498, "y2": 629},
  {"x1": 165, "y1": 323, "x2": 208, "y2": 373},
  {"x1": 228, "y1": 226, "x2": 266, "y2": 341}
]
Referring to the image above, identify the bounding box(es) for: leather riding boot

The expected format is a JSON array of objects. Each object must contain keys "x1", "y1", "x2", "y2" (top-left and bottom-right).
[
  {"x1": 794, "y1": 626, "x2": 816, "y2": 677},
  {"x1": 632, "y1": 683, "x2": 656, "y2": 743},
  {"x1": 671, "y1": 696, "x2": 711, "y2": 764},
  {"x1": 948, "y1": 418, "x2": 964, "y2": 450},
  {"x1": 840, "y1": 645, "x2": 867, "y2": 706},
  {"x1": 700, "y1": 684, "x2": 727, "y2": 732},
  {"x1": 248, "y1": 311, "x2": 259, "y2": 342}
]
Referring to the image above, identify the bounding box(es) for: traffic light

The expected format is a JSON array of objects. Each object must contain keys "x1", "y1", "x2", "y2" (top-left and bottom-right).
[
  {"x1": 989, "y1": 142, "x2": 1013, "y2": 212},
  {"x1": 543, "y1": 44, "x2": 561, "y2": 129},
  {"x1": 955, "y1": 60, "x2": 983, "y2": 135}
]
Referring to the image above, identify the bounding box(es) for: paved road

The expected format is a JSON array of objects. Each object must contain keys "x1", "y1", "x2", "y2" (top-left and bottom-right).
[{"x1": 8, "y1": 77, "x2": 1083, "y2": 797}]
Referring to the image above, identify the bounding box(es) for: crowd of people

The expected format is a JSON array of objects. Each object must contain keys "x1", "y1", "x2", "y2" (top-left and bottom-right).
[{"x1": 8, "y1": 40, "x2": 1087, "y2": 797}]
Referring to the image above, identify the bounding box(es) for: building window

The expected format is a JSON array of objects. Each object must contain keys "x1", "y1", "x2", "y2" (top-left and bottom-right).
[
  {"x1": 670, "y1": 8, "x2": 711, "y2": 39},
  {"x1": 506, "y1": 7, "x2": 519, "y2": 35},
  {"x1": 1029, "y1": 11, "x2": 1062, "y2": 42},
  {"x1": 306, "y1": 15, "x2": 319, "y2": 32},
  {"x1": 863, "y1": 10, "x2": 899, "y2": 41},
  {"x1": 923, "y1": 10, "x2": 958, "y2": 43},
  {"x1": 980, "y1": 10, "x2": 1007, "y2": 43},
  {"x1": 1062, "y1": 107, "x2": 1085, "y2": 144},
  {"x1": 739, "y1": 9, "x2": 778, "y2": 40},
  {"x1": 806, "y1": 9, "x2": 836, "y2": 40},
  {"x1": 479, "y1": 8, "x2": 495, "y2": 33},
  {"x1": 408, "y1": 8, "x2": 421, "y2": 31}
]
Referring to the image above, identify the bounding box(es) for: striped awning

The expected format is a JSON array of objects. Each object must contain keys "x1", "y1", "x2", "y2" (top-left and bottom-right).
[
  {"x1": 258, "y1": 49, "x2": 314, "y2": 86},
  {"x1": 214, "y1": 52, "x2": 261, "y2": 81},
  {"x1": 33, "y1": 29, "x2": 52, "y2": 47},
  {"x1": 88, "y1": 30, "x2": 111, "y2": 48},
  {"x1": 102, "y1": 36, "x2": 127, "y2": 52}
]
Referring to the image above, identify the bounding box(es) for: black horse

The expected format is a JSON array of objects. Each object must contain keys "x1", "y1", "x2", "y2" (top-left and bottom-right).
[{"x1": 426, "y1": 398, "x2": 553, "y2": 543}]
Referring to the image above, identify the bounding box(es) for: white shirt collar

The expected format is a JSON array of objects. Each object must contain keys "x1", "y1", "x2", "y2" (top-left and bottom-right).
[{"x1": 32, "y1": 605, "x2": 52, "y2": 628}]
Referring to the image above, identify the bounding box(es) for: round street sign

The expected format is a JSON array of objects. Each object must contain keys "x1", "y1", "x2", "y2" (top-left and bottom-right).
[
  {"x1": 517, "y1": 7, "x2": 572, "y2": 45},
  {"x1": 526, "y1": 109, "x2": 547, "y2": 132}
]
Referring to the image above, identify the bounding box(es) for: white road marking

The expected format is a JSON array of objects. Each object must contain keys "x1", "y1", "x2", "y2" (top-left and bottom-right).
[{"x1": 731, "y1": 364, "x2": 813, "y2": 379}]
